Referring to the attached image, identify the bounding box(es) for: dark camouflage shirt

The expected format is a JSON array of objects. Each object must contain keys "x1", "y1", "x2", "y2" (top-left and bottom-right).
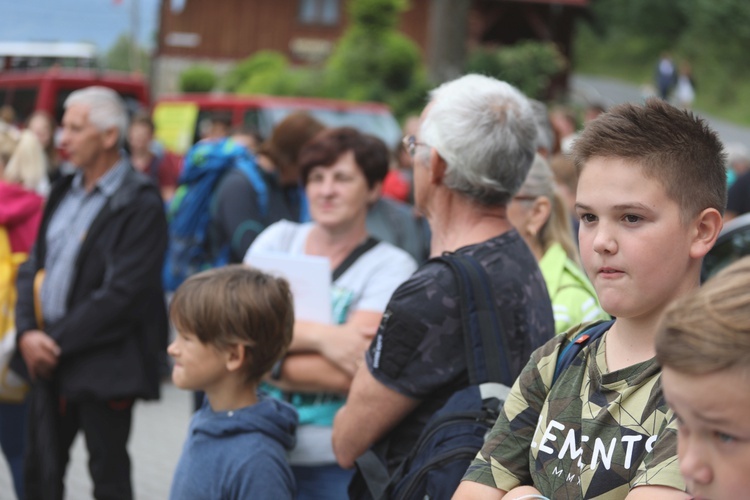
[
  {"x1": 463, "y1": 322, "x2": 685, "y2": 499},
  {"x1": 365, "y1": 229, "x2": 555, "y2": 469}
]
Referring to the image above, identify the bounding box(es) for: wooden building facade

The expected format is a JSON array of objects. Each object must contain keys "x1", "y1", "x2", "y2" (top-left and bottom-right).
[{"x1": 153, "y1": 0, "x2": 587, "y2": 96}]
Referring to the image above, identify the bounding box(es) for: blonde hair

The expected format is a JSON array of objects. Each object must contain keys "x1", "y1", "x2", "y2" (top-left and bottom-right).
[
  {"x1": 0, "y1": 123, "x2": 19, "y2": 167},
  {"x1": 516, "y1": 154, "x2": 580, "y2": 265},
  {"x1": 3, "y1": 130, "x2": 47, "y2": 190},
  {"x1": 656, "y1": 256, "x2": 750, "y2": 375}
]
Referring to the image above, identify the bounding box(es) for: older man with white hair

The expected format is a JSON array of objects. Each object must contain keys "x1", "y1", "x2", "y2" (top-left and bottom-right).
[
  {"x1": 13, "y1": 86, "x2": 168, "y2": 500},
  {"x1": 332, "y1": 74, "x2": 555, "y2": 497}
]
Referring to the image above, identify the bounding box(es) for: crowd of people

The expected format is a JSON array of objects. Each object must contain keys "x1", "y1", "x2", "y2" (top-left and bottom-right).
[{"x1": 0, "y1": 72, "x2": 748, "y2": 500}]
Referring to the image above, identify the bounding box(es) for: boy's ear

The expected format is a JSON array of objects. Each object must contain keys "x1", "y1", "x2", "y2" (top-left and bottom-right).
[
  {"x1": 224, "y1": 344, "x2": 248, "y2": 373},
  {"x1": 689, "y1": 207, "x2": 723, "y2": 259}
]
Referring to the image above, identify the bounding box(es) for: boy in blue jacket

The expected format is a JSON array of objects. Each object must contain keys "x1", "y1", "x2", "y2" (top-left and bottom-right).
[{"x1": 168, "y1": 265, "x2": 297, "y2": 499}]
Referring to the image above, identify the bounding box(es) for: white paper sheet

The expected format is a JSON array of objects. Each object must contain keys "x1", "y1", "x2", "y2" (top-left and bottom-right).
[{"x1": 244, "y1": 251, "x2": 332, "y2": 324}]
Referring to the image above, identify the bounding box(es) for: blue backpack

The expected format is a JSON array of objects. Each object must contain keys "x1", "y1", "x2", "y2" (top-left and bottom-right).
[{"x1": 162, "y1": 138, "x2": 268, "y2": 292}]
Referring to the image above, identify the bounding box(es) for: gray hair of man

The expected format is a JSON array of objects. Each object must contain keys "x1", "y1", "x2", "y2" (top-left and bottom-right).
[
  {"x1": 65, "y1": 86, "x2": 128, "y2": 148},
  {"x1": 419, "y1": 74, "x2": 538, "y2": 206},
  {"x1": 530, "y1": 99, "x2": 555, "y2": 155}
]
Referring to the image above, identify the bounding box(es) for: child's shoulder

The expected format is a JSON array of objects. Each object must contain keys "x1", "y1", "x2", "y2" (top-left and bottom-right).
[{"x1": 526, "y1": 320, "x2": 614, "y2": 387}]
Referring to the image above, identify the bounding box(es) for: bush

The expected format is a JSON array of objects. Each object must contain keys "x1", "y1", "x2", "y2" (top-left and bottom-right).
[
  {"x1": 224, "y1": 51, "x2": 289, "y2": 92},
  {"x1": 323, "y1": 0, "x2": 427, "y2": 119},
  {"x1": 179, "y1": 65, "x2": 218, "y2": 93},
  {"x1": 219, "y1": 0, "x2": 429, "y2": 119},
  {"x1": 466, "y1": 42, "x2": 567, "y2": 100}
]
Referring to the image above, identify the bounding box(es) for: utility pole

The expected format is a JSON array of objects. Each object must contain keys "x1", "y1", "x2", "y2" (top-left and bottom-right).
[
  {"x1": 130, "y1": 0, "x2": 140, "y2": 72},
  {"x1": 427, "y1": 0, "x2": 470, "y2": 84}
]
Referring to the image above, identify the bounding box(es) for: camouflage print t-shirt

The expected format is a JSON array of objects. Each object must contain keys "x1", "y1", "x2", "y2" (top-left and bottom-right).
[
  {"x1": 366, "y1": 230, "x2": 555, "y2": 470},
  {"x1": 463, "y1": 322, "x2": 685, "y2": 499}
]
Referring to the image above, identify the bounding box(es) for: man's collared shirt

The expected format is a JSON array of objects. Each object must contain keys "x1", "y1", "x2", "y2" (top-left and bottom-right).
[{"x1": 41, "y1": 158, "x2": 129, "y2": 326}]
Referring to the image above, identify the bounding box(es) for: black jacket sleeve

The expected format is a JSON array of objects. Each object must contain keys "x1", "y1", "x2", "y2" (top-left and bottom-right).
[{"x1": 214, "y1": 171, "x2": 264, "y2": 263}]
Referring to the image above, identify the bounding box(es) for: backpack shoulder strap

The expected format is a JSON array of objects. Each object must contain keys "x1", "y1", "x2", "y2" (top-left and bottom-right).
[
  {"x1": 436, "y1": 252, "x2": 513, "y2": 386},
  {"x1": 332, "y1": 237, "x2": 379, "y2": 282},
  {"x1": 553, "y1": 319, "x2": 615, "y2": 385}
]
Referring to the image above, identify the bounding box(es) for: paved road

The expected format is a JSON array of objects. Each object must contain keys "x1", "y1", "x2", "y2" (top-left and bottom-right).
[
  {"x1": 571, "y1": 74, "x2": 750, "y2": 147},
  {"x1": 0, "y1": 382, "x2": 192, "y2": 500}
]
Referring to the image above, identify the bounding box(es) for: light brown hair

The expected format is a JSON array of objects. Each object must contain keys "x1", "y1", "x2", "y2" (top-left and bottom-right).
[
  {"x1": 130, "y1": 112, "x2": 155, "y2": 134},
  {"x1": 549, "y1": 153, "x2": 577, "y2": 196},
  {"x1": 258, "y1": 111, "x2": 324, "y2": 177},
  {"x1": 656, "y1": 256, "x2": 750, "y2": 375},
  {"x1": 170, "y1": 265, "x2": 294, "y2": 381},
  {"x1": 516, "y1": 154, "x2": 580, "y2": 265},
  {"x1": 572, "y1": 98, "x2": 727, "y2": 221}
]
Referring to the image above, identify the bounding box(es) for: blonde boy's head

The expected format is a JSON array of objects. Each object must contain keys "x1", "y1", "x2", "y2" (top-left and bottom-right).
[
  {"x1": 656, "y1": 256, "x2": 750, "y2": 375},
  {"x1": 170, "y1": 265, "x2": 294, "y2": 382},
  {"x1": 572, "y1": 98, "x2": 727, "y2": 223}
]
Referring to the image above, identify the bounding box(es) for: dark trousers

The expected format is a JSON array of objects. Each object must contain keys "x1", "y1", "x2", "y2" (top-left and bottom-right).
[{"x1": 57, "y1": 399, "x2": 134, "y2": 500}]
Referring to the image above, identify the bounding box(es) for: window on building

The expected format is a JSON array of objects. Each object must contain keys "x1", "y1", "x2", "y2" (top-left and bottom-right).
[{"x1": 299, "y1": 0, "x2": 340, "y2": 26}]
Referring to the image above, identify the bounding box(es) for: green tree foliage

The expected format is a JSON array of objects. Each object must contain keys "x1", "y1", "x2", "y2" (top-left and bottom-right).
[
  {"x1": 227, "y1": 51, "x2": 320, "y2": 97},
  {"x1": 224, "y1": 0, "x2": 428, "y2": 120},
  {"x1": 224, "y1": 51, "x2": 288, "y2": 92},
  {"x1": 323, "y1": 0, "x2": 428, "y2": 119},
  {"x1": 179, "y1": 65, "x2": 218, "y2": 93},
  {"x1": 466, "y1": 42, "x2": 566, "y2": 100},
  {"x1": 104, "y1": 34, "x2": 150, "y2": 74}
]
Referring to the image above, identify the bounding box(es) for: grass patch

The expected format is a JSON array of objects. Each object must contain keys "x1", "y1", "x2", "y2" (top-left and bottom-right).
[{"x1": 573, "y1": 24, "x2": 750, "y2": 126}]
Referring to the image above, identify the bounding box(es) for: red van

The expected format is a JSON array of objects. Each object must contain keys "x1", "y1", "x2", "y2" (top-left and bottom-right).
[
  {"x1": 153, "y1": 94, "x2": 402, "y2": 155},
  {"x1": 0, "y1": 68, "x2": 150, "y2": 125}
]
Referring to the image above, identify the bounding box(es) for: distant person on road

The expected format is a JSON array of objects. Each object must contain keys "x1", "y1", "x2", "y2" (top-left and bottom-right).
[
  {"x1": 168, "y1": 266, "x2": 298, "y2": 500},
  {"x1": 675, "y1": 62, "x2": 696, "y2": 110},
  {"x1": 655, "y1": 52, "x2": 677, "y2": 100}
]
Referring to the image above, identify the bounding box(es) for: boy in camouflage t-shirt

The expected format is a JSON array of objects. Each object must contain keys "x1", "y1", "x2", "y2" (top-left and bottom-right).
[{"x1": 455, "y1": 99, "x2": 727, "y2": 500}]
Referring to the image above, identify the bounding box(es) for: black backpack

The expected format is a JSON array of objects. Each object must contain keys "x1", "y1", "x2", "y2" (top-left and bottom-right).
[
  {"x1": 352, "y1": 252, "x2": 616, "y2": 500},
  {"x1": 352, "y1": 252, "x2": 515, "y2": 500}
]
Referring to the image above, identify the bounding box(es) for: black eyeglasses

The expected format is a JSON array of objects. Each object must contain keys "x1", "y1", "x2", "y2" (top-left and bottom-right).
[{"x1": 402, "y1": 135, "x2": 429, "y2": 157}]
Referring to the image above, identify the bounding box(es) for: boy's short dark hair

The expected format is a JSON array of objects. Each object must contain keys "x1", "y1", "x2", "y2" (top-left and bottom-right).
[
  {"x1": 572, "y1": 98, "x2": 727, "y2": 220},
  {"x1": 170, "y1": 265, "x2": 294, "y2": 381}
]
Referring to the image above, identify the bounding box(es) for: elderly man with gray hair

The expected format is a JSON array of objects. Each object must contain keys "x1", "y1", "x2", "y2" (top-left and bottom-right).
[
  {"x1": 332, "y1": 74, "x2": 555, "y2": 498},
  {"x1": 13, "y1": 86, "x2": 168, "y2": 500}
]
